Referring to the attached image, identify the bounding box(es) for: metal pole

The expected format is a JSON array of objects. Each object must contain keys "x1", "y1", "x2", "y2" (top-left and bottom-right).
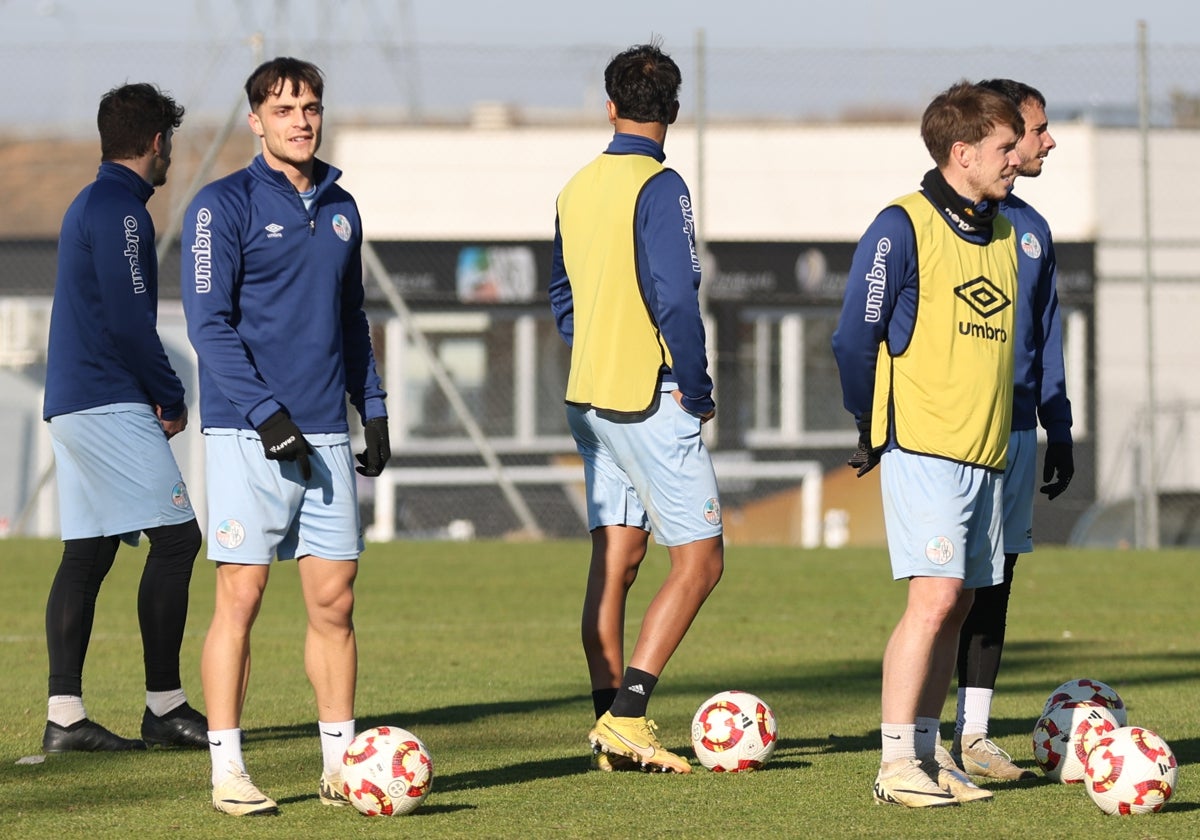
[{"x1": 1137, "y1": 20, "x2": 1160, "y2": 548}]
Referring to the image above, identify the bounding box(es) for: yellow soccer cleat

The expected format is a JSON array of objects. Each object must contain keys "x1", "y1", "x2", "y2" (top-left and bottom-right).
[
  {"x1": 319, "y1": 769, "x2": 350, "y2": 806},
  {"x1": 588, "y1": 712, "x2": 692, "y2": 774},
  {"x1": 928, "y1": 746, "x2": 994, "y2": 802},
  {"x1": 873, "y1": 758, "x2": 959, "y2": 808}
]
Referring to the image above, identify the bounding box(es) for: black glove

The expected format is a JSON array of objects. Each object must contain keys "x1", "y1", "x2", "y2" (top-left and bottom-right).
[
  {"x1": 1040, "y1": 441, "x2": 1074, "y2": 500},
  {"x1": 356, "y1": 417, "x2": 391, "y2": 477},
  {"x1": 257, "y1": 410, "x2": 313, "y2": 481},
  {"x1": 848, "y1": 429, "x2": 881, "y2": 478}
]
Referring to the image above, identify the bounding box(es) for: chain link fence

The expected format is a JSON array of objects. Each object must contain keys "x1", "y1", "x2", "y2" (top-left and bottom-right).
[{"x1": 2, "y1": 30, "x2": 1199, "y2": 545}]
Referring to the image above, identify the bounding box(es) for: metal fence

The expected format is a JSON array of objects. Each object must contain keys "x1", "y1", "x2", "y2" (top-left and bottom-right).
[{"x1": 3, "y1": 28, "x2": 1200, "y2": 546}]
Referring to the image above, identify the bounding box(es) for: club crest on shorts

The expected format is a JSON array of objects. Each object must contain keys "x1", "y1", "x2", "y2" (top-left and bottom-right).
[
  {"x1": 702, "y1": 497, "x2": 722, "y2": 526},
  {"x1": 216, "y1": 519, "x2": 246, "y2": 550},
  {"x1": 170, "y1": 481, "x2": 192, "y2": 511},
  {"x1": 925, "y1": 536, "x2": 953, "y2": 565},
  {"x1": 332, "y1": 213, "x2": 352, "y2": 242}
]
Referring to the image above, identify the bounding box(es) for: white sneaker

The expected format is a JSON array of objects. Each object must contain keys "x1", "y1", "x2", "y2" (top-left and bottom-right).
[
  {"x1": 873, "y1": 758, "x2": 959, "y2": 808},
  {"x1": 211, "y1": 762, "x2": 278, "y2": 816},
  {"x1": 955, "y1": 736, "x2": 1036, "y2": 781},
  {"x1": 928, "y1": 746, "x2": 994, "y2": 802}
]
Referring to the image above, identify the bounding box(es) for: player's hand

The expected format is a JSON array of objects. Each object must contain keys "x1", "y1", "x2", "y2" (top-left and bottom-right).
[
  {"x1": 157, "y1": 405, "x2": 187, "y2": 439},
  {"x1": 848, "y1": 431, "x2": 881, "y2": 477},
  {"x1": 356, "y1": 417, "x2": 391, "y2": 476},
  {"x1": 1040, "y1": 441, "x2": 1074, "y2": 500},
  {"x1": 672, "y1": 390, "x2": 715, "y2": 423},
  {"x1": 257, "y1": 410, "x2": 313, "y2": 481}
]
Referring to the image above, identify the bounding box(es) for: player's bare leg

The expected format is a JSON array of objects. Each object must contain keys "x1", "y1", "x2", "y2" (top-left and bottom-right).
[
  {"x1": 297, "y1": 555, "x2": 358, "y2": 722},
  {"x1": 581, "y1": 525, "x2": 648, "y2": 691},
  {"x1": 202, "y1": 563, "x2": 270, "y2": 730},
  {"x1": 627, "y1": 535, "x2": 723, "y2": 676}
]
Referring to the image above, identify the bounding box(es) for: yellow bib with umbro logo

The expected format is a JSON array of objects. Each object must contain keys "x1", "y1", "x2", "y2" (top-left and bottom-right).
[
  {"x1": 871, "y1": 192, "x2": 1017, "y2": 470},
  {"x1": 557, "y1": 153, "x2": 674, "y2": 413}
]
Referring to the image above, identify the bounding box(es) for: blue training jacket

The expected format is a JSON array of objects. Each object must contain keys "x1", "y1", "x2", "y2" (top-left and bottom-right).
[
  {"x1": 548, "y1": 133, "x2": 715, "y2": 417},
  {"x1": 1002, "y1": 193, "x2": 1073, "y2": 443},
  {"x1": 180, "y1": 155, "x2": 386, "y2": 433},
  {"x1": 44, "y1": 161, "x2": 186, "y2": 421}
]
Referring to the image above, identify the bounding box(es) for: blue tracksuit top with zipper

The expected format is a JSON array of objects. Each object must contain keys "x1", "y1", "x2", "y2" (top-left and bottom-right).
[
  {"x1": 548, "y1": 132, "x2": 715, "y2": 417},
  {"x1": 44, "y1": 161, "x2": 186, "y2": 421},
  {"x1": 1002, "y1": 193, "x2": 1073, "y2": 444},
  {"x1": 180, "y1": 155, "x2": 385, "y2": 433}
]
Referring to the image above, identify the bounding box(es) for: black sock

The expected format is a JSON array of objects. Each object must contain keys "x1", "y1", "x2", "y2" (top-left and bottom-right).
[
  {"x1": 139, "y1": 521, "x2": 202, "y2": 692},
  {"x1": 592, "y1": 688, "x2": 618, "y2": 719},
  {"x1": 608, "y1": 667, "x2": 658, "y2": 718}
]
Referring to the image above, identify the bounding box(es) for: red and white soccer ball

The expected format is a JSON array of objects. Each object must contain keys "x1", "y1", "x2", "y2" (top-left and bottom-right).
[
  {"x1": 691, "y1": 690, "x2": 778, "y2": 772},
  {"x1": 1041, "y1": 678, "x2": 1127, "y2": 726},
  {"x1": 1084, "y1": 726, "x2": 1178, "y2": 815},
  {"x1": 1032, "y1": 700, "x2": 1120, "y2": 783},
  {"x1": 341, "y1": 726, "x2": 433, "y2": 816}
]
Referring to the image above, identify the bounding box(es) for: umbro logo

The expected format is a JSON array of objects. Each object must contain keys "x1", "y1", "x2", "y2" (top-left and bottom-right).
[
  {"x1": 954, "y1": 276, "x2": 1011, "y2": 319},
  {"x1": 265, "y1": 223, "x2": 284, "y2": 238},
  {"x1": 627, "y1": 684, "x2": 646, "y2": 695}
]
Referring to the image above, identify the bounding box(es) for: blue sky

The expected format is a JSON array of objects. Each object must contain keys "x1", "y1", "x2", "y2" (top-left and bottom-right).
[{"x1": 0, "y1": 0, "x2": 1192, "y2": 49}]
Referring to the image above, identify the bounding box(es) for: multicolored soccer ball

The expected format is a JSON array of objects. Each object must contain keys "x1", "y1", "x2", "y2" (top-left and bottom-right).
[
  {"x1": 691, "y1": 690, "x2": 778, "y2": 772},
  {"x1": 341, "y1": 726, "x2": 433, "y2": 816},
  {"x1": 1032, "y1": 701, "x2": 1120, "y2": 783},
  {"x1": 1084, "y1": 726, "x2": 1178, "y2": 815},
  {"x1": 1041, "y1": 678, "x2": 1127, "y2": 726}
]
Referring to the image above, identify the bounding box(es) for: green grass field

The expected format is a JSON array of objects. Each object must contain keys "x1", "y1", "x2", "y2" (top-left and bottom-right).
[{"x1": 1, "y1": 538, "x2": 1198, "y2": 839}]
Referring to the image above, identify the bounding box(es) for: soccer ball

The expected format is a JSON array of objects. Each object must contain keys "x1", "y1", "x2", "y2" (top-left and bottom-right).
[
  {"x1": 1084, "y1": 726, "x2": 1178, "y2": 815},
  {"x1": 691, "y1": 690, "x2": 778, "y2": 772},
  {"x1": 341, "y1": 726, "x2": 433, "y2": 816},
  {"x1": 1032, "y1": 701, "x2": 1120, "y2": 783},
  {"x1": 1041, "y1": 678, "x2": 1127, "y2": 726}
]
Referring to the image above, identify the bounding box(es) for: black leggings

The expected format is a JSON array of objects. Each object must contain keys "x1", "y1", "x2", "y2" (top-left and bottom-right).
[
  {"x1": 46, "y1": 519, "x2": 202, "y2": 698},
  {"x1": 955, "y1": 553, "x2": 1019, "y2": 690}
]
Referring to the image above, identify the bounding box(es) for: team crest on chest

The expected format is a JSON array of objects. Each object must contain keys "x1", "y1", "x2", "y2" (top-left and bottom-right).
[
  {"x1": 1020, "y1": 232, "x2": 1042, "y2": 259},
  {"x1": 332, "y1": 214, "x2": 352, "y2": 242}
]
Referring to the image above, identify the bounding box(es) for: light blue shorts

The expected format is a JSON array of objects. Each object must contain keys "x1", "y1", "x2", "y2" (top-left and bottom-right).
[
  {"x1": 203, "y1": 429, "x2": 363, "y2": 565},
  {"x1": 49, "y1": 403, "x2": 195, "y2": 546},
  {"x1": 880, "y1": 450, "x2": 1004, "y2": 589},
  {"x1": 566, "y1": 386, "x2": 722, "y2": 548},
  {"x1": 1002, "y1": 428, "x2": 1037, "y2": 554}
]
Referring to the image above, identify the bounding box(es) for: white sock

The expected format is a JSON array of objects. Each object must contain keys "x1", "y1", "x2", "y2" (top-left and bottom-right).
[
  {"x1": 48, "y1": 695, "x2": 87, "y2": 727},
  {"x1": 915, "y1": 716, "x2": 940, "y2": 759},
  {"x1": 961, "y1": 687, "x2": 994, "y2": 742},
  {"x1": 146, "y1": 689, "x2": 188, "y2": 717},
  {"x1": 208, "y1": 728, "x2": 244, "y2": 785},
  {"x1": 319, "y1": 719, "x2": 355, "y2": 776},
  {"x1": 880, "y1": 722, "x2": 916, "y2": 764}
]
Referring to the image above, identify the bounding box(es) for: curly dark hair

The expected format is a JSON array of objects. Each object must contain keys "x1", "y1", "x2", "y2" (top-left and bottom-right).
[
  {"x1": 604, "y1": 42, "x2": 681, "y2": 124},
  {"x1": 97, "y1": 83, "x2": 184, "y2": 161}
]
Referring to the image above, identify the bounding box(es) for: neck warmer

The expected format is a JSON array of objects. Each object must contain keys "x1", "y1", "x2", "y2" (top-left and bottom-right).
[{"x1": 920, "y1": 168, "x2": 998, "y2": 239}]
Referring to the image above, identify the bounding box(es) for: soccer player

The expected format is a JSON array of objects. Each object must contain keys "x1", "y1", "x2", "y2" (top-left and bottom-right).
[
  {"x1": 949, "y1": 79, "x2": 1074, "y2": 781},
  {"x1": 42, "y1": 82, "x2": 207, "y2": 753},
  {"x1": 180, "y1": 57, "x2": 390, "y2": 816},
  {"x1": 549, "y1": 42, "x2": 724, "y2": 775},
  {"x1": 832, "y1": 81, "x2": 1024, "y2": 807}
]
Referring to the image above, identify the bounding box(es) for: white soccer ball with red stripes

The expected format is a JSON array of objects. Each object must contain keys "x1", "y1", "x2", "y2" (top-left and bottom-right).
[
  {"x1": 691, "y1": 690, "x2": 778, "y2": 772},
  {"x1": 341, "y1": 726, "x2": 433, "y2": 816},
  {"x1": 1032, "y1": 700, "x2": 1120, "y2": 783},
  {"x1": 1041, "y1": 678, "x2": 1127, "y2": 726},
  {"x1": 1084, "y1": 726, "x2": 1178, "y2": 815}
]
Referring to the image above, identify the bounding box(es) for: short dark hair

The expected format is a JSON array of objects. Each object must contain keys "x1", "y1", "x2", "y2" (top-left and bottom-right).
[
  {"x1": 921, "y1": 81, "x2": 1025, "y2": 166},
  {"x1": 97, "y1": 83, "x2": 184, "y2": 161},
  {"x1": 977, "y1": 78, "x2": 1047, "y2": 111},
  {"x1": 244, "y1": 56, "x2": 325, "y2": 109},
  {"x1": 604, "y1": 42, "x2": 681, "y2": 124}
]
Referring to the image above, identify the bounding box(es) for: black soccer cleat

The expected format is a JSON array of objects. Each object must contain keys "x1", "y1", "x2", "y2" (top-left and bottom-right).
[
  {"x1": 141, "y1": 703, "x2": 209, "y2": 748},
  {"x1": 43, "y1": 719, "x2": 147, "y2": 753}
]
